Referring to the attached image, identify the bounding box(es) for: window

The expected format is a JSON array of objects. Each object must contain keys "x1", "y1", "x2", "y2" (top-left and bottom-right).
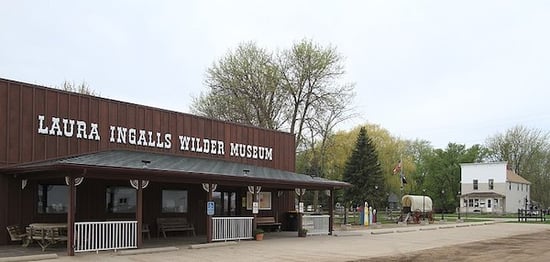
[
  {"x1": 246, "y1": 192, "x2": 272, "y2": 210},
  {"x1": 517, "y1": 183, "x2": 519, "y2": 191},
  {"x1": 509, "y1": 182, "x2": 511, "y2": 190},
  {"x1": 38, "y1": 184, "x2": 68, "y2": 214},
  {"x1": 213, "y1": 191, "x2": 236, "y2": 216},
  {"x1": 473, "y1": 179, "x2": 478, "y2": 190},
  {"x1": 474, "y1": 199, "x2": 479, "y2": 208},
  {"x1": 106, "y1": 186, "x2": 136, "y2": 213},
  {"x1": 468, "y1": 199, "x2": 474, "y2": 207},
  {"x1": 162, "y1": 190, "x2": 188, "y2": 213},
  {"x1": 488, "y1": 179, "x2": 494, "y2": 190},
  {"x1": 521, "y1": 184, "x2": 523, "y2": 191},
  {"x1": 487, "y1": 199, "x2": 492, "y2": 208}
]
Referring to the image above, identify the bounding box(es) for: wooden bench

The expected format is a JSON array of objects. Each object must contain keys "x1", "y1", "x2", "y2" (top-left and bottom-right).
[
  {"x1": 6, "y1": 225, "x2": 30, "y2": 247},
  {"x1": 157, "y1": 217, "x2": 196, "y2": 238},
  {"x1": 256, "y1": 216, "x2": 281, "y2": 232}
]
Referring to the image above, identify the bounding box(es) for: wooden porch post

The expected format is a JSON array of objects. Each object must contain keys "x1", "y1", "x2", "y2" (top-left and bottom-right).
[
  {"x1": 67, "y1": 176, "x2": 76, "y2": 256},
  {"x1": 329, "y1": 189, "x2": 334, "y2": 235},
  {"x1": 136, "y1": 180, "x2": 143, "y2": 248}
]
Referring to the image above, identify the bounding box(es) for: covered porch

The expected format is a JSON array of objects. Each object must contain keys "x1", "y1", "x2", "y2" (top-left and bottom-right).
[
  {"x1": 1, "y1": 149, "x2": 348, "y2": 256},
  {"x1": 459, "y1": 191, "x2": 506, "y2": 215}
]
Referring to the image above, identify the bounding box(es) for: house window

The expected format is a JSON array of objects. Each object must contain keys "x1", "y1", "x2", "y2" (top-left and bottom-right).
[
  {"x1": 517, "y1": 183, "x2": 519, "y2": 191},
  {"x1": 468, "y1": 199, "x2": 474, "y2": 207},
  {"x1": 162, "y1": 190, "x2": 188, "y2": 213},
  {"x1": 106, "y1": 186, "x2": 136, "y2": 213},
  {"x1": 488, "y1": 179, "x2": 494, "y2": 190},
  {"x1": 521, "y1": 184, "x2": 523, "y2": 191},
  {"x1": 474, "y1": 199, "x2": 479, "y2": 207},
  {"x1": 473, "y1": 179, "x2": 478, "y2": 190},
  {"x1": 38, "y1": 184, "x2": 68, "y2": 214},
  {"x1": 509, "y1": 182, "x2": 511, "y2": 190}
]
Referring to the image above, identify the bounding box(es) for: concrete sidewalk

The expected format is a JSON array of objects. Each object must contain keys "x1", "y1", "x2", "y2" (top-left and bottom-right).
[{"x1": 23, "y1": 222, "x2": 543, "y2": 262}]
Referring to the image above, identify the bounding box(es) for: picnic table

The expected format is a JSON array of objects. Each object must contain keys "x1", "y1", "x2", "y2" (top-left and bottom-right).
[{"x1": 28, "y1": 223, "x2": 68, "y2": 251}]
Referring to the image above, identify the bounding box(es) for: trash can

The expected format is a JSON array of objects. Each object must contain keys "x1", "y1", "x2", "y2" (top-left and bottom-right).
[{"x1": 285, "y1": 211, "x2": 298, "y2": 231}]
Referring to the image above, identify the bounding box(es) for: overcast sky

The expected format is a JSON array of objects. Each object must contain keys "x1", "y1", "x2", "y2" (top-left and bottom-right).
[{"x1": 1, "y1": 0, "x2": 549, "y2": 148}]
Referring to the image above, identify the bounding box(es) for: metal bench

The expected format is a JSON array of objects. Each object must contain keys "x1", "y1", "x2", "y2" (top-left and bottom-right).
[
  {"x1": 256, "y1": 216, "x2": 281, "y2": 231},
  {"x1": 157, "y1": 217, "x2": 196, "y2": 238}
]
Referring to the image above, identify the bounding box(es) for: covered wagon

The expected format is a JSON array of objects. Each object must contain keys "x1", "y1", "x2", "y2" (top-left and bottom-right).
[{"x1": 400, "y1": 195, "x2": 433, "y2": 223}]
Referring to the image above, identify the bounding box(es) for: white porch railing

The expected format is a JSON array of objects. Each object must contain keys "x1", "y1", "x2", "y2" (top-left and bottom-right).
[
  {"x1": 74, "y1": 221, "x2": 137, "y2": 253},
  {"x1": 212, "y1": 217, "x2": 254, "y2": 241},
  {"x1": 302, "y1": 215, "x2": 330, "y2": 235}
]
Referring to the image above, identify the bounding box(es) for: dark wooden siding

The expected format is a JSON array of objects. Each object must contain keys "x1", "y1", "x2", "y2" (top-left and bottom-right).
[{"x1": 0, "y1": 78, "x2": 295, "y2": 171}]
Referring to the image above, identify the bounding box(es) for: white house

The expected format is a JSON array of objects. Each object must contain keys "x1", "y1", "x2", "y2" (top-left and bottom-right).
[{"x1": 460, "y1": 162, "x2": 531, "y2": 214}]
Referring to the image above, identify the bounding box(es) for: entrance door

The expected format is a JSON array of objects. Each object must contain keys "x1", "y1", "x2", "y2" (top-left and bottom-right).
[
  {"x1": 487, "y1": 199, "x2": 492, "y2": 213},
  {"x1": 213, "y1": 191, "x2": 237, "y2": 216}
]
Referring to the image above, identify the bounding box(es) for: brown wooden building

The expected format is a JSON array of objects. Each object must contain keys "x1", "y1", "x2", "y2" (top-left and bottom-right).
[{"x1": 0, "y1": 78, "x2": 348, "y2": 255}]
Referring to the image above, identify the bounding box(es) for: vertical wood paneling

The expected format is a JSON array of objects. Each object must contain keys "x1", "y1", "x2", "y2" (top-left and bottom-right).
[
  {"x1": 57, "y1": 94, "x2": 69, "y2": 157},
  {"x1": 20, "y1": 86, "x2": 34, "y2": 162},
  {"x1": 0, "y1": 81, "x2": 7, "y2": 165},
  {"x1": 7, "y1": 83, "x2": 20, "y2": 164},
  {"x1": 34, "y1": 88, "x2": 46, "y2": 161},
  {"x1": 90, "y1": 97, "x2": 100, "y2": 152},
  {"x1": 0, "y1": 78, "x2": 296, "y2": 171},
  {"x1": 45, "y1": 89, "x2": 57, "y2": 159}
]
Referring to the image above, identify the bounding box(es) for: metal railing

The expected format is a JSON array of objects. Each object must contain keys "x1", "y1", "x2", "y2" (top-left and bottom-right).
[
  {"x1": 302, "y1": 215, "x2": 330, "y2": 235},
  {"x1": 212, "y1": 217, "x2": 254, "y2": 241},
  {"x1": 74, "y1": 221, "x2": 137, "y2": 253}
]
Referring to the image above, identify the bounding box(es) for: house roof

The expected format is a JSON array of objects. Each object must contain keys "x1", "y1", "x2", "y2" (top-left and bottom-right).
[
  {"x1": 0, "y1": 150, "x2": 350, "y2": 190},
  {"x1": 506, "y1": 169, "x2": 531, "y2": 184}
]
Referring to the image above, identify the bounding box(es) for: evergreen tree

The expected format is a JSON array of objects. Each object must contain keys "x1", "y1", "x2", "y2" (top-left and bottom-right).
[{"x1": 342, "y1": 127, "x2": 386, "y2": 209}]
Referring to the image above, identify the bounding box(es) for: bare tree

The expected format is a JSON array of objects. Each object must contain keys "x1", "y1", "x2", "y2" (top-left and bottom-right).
[
  {"x1": 278, "y1": 39, "x2": 354, "y2": 148},
  {"x1": 59, "y1": 81, "x2": 99, "y2": 96},
  {"x1": 192, "y1": 40, "x2": 355, "y2": 149},
  {"x1": 485, "y1": 125, "x2": 550, "y2": 206},
  {"x1": 192, "y1": 42, "x2": 286, "y2": 129}
]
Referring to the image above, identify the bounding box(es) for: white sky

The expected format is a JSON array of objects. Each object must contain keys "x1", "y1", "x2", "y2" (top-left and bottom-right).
[{"x1": 1, "y1": 0, "x2": 549, "y2": 148}]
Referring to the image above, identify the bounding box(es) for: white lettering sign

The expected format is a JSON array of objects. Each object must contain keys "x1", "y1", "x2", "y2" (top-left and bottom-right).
[
  {"x1": 36, "y1": 114, "x2": 273, "y2": 161},
  {"x1": 38, "y1": 115, "x2": 100, "y2": 141}
]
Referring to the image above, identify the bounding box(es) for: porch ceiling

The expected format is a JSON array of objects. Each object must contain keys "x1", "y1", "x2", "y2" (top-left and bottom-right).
[{"x1": 0, "y1": 150, "x2": 350, "y2": 190}]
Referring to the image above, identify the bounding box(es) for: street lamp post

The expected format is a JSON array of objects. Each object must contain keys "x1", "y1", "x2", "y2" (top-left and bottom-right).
[
  {"x1": 422, "y1": 189, "x2": 426, "y2": 220},
  {"x1": 457, "y1": 191, "x2": 461, "y2": 220},
  {"x1": 441, "y1": 190, "x2": 445, "y2": 220}
]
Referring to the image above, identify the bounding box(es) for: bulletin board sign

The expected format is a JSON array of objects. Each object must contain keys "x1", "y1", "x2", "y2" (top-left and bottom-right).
[{"x1": 246, "y1": 192, "x2": 272, "y2": 210}]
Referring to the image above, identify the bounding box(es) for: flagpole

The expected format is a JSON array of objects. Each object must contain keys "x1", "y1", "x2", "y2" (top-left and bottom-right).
[{"x1": 399, "y1": 155, "x2": 403, "y2": 208}]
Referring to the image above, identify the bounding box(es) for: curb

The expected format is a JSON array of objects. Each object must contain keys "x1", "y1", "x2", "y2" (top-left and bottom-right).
[
  {"x1": 117, "y1": 246, "x2": 179, "y2": 256},
  {"x1": 332, "y1": 232, "x2": 364, "y2": 237},
  {"x1": 190, "y1": 241, "x2": 238, "y2": 249},
  {"x1": 0, "y1": 254, "x2": 58, "y2": 262},
  {"x1": 396, "y1": 229, "x2": 417, "y2": 233},
  {"x1": 370, "y1": 230, "x2": 394, "y2": 235}
]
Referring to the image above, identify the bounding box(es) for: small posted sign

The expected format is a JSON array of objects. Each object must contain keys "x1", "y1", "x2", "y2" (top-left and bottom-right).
[
  {"x1": 252, "y1": 202, "x2": 259, "y2": 214},
  {"x1": 207, "y1": 201, "x2": 215, "y2": 216}
]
